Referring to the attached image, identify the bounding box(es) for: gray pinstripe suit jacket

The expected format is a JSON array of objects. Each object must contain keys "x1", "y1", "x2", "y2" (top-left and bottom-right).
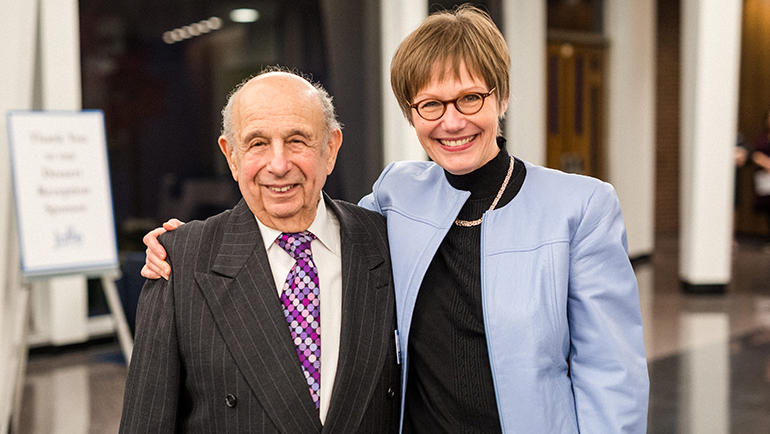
[{"x1": 120, "y1": 195, "x2": 400, "y2": 433}]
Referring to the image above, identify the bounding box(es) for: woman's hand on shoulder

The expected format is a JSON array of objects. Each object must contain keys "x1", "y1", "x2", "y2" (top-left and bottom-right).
[{"x1": 141, "y1": 219, "x2": 185, "y2": 280}]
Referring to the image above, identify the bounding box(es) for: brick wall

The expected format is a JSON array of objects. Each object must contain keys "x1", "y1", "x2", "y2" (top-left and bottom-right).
[{"x1": 654, "y1": 0, "x2": 681, "y2": 235}]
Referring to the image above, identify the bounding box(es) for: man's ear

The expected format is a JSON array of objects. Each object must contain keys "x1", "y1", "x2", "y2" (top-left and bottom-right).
[
  {"x1": 324, "y1": 128, "x2": 343, "y2": 175},
  {"x1": 218, "y1": 135, "x2": 239, "y2": 181}
]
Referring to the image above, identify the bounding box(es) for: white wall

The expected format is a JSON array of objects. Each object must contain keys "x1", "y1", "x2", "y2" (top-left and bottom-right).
[
  {"x1": 503, "y1": 1, "x2": 546, "y2": 166},
  {"x1": 605, "y1": 0, "x2": 657, "y2": 258},
  {"x1": 679, "y1": 0, "x2": 743, "y2": 285},
  {"x1": 0, "y1": 0, "x2": 38, "y2": 429},
  {"x1": 1, "y1": 0, "x2": 88, "y2": 428},
  {"x1": 380, "y1": 0, "x2": 427, "y2": 166}
]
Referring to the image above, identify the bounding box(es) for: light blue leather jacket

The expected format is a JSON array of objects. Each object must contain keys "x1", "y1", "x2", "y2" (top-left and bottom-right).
[{"x1": 359, "y1": 159, "x2": 649, "y2": 433}]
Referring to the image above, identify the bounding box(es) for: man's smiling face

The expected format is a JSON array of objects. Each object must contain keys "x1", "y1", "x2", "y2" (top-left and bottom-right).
[{"x1": 219, "y1": 72, "x2": 342, "y2": 232}]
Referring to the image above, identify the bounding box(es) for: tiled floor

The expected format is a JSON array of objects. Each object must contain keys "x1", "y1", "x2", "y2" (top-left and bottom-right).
[
  {"x1": 16, "y1": 235, "x2": 770, "y2": 433},
  {"x1": 641, "y1": 236, "x2": 770, "y2": 433},
  {"x1": 19, "y1": 341, "x2": 126, "y2": 434}
]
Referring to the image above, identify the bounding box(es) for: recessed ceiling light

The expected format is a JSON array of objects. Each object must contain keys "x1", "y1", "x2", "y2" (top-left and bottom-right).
[
  {"x1": 230, "y1": 8, "x2": 259, "y2": 23},
  {"x1": 162, "y1": 17, "x2": 223, "y2": 44}
]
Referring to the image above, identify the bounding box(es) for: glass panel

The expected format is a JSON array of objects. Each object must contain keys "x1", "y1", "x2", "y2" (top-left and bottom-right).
[
  {"x1": 548, "y1": 55, "x2": 560, "y2": 134},
  {"x1": 79, "y1": 0, "x2": 382, "y2": 251},
  {"x1": 575, "y1": 55, "x2": 584, "y2": 135},
  {"x1": 427, "y1": 0, "x2": 503, "y2": 25}
]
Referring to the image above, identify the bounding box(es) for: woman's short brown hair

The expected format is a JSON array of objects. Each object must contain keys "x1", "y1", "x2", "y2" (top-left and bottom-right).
[{"x1": 390, "y1": 4, "x2": 510, "y2": 124}]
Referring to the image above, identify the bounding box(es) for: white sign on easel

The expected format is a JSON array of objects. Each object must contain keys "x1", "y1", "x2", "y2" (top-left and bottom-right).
[
  {"x1": 6, "y1": 110, "x2": 133, "y2": 364},
  {"x1": 7, "y1": 110, "x2": 118, "y2": 276}
]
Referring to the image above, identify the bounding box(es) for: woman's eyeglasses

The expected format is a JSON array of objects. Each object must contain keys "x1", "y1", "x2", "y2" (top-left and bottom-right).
[{"x1": 409, "y1": 87, "x2": 495, "y2": 121}]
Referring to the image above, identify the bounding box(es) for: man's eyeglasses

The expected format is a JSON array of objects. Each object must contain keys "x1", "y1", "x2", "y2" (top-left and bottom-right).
[{"x1": 409, "y1": 88, "x2": 496, "y2": 121}]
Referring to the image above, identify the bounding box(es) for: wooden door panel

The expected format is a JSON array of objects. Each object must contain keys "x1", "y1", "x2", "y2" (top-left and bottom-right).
[{"x1": 546, "y1": 41, "x2": 605, "y2": 180}]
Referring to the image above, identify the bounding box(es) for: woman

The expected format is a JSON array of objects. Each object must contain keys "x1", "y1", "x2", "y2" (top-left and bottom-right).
[{"x1": 142, "y1": 6, "x2": 648, "y2": 433}]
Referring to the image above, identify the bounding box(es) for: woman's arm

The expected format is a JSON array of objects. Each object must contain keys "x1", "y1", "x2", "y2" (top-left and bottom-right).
[{"x1": 567, "y1": 182, "x2": 649, "y2": 433}]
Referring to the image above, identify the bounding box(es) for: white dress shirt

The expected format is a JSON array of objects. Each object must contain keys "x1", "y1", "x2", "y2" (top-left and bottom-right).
[{"x1": 255, "y1": 196, "x2": 342, "y2": 424}]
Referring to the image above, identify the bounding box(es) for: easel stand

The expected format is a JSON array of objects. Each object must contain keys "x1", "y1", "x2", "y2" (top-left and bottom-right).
[
  {"x1": 101, "y1": 272, "x2": 133, "y2": 365},
  {"x1": 8, "y1": 273, "x2": 133, "y2": 434},
  {"x1": 9, "y1": 285, "x2": 30, "y2": 434}
]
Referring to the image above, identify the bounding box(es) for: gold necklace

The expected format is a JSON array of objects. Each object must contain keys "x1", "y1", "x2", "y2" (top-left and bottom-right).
[{"x1": 454, "y1": 155, "x2": 514, "y2": 227}]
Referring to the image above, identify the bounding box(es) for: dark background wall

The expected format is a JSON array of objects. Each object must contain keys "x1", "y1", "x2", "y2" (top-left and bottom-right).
[{"x1": 737, "y1": 0, "x2": 770, "y2": 237}]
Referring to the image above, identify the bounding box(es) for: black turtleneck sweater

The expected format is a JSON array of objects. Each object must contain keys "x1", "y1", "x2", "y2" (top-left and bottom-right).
[{"x1": 403, "y1": 138, "x2": 526, "y2": 434}]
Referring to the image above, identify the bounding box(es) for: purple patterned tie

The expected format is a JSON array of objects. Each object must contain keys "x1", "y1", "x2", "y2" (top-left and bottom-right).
[{"x1": 276, "y1": 231, "x2": 321, "y2": 409}]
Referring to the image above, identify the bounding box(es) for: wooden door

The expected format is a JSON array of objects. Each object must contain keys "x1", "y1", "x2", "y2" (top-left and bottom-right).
[{"x1": 546, "y1": 40, "x2": 606, "y2": 179}]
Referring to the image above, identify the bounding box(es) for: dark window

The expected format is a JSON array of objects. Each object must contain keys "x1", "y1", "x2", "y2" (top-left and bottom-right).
[{"x1": 79, "y1": 0, "x2": 382, "y2": 250}]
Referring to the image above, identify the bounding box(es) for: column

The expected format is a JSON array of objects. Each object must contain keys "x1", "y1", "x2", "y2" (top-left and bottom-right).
[
  {"x1": 502, "y1": 1, "x2": 546, "y2": 166},
  {"x1": 380, "y1": 0, "x2": 427, "y2": 166},
  {"x1": 679, "y1": 0, "x2": 743, "y2": 292},
  {"x1": 605, "y1": 0, "x2": 657, "y2": 258}
]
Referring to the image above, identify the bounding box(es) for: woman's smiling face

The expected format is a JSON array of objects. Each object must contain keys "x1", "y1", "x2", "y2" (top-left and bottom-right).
[{"x1": 410, "y1": 61, "x2": 507, "y2": 175}]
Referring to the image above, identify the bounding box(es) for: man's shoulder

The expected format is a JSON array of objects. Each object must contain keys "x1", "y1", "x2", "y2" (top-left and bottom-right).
[
  {"x1": 157, "y1": 201, "x2": 252, "y2": 260},
  {"x1": 160, "y1": 207, "x2": 234, "y2": 243},
  {"x1": 330, "y1": 199, "x2": 386, "y2": 226},
  {"x1": 327, "y1": 198, "x2": 389, "y2": 250}
]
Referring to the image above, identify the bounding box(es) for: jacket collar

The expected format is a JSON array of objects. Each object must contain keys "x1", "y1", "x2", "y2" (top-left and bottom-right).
[{"x1": 200, "y1": 196, "x2": 393, "y2": 433}]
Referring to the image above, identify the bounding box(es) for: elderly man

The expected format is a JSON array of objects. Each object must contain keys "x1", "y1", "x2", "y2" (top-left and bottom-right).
[{"x1": 119, "y1": 70, "x2": 400, "y2": 433}]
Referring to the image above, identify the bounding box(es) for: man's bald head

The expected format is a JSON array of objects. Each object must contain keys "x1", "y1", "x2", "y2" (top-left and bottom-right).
[{"x1": 221, "y1": 68, "x2": 341, "y2": 150}]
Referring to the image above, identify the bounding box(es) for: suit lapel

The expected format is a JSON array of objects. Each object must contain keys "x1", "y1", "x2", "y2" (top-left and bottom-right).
[
  {"x1": 195, "y1": 200, "x2": 322, "y2": 434},
  {"x1": 322, "y1": 197, "x2": 395, "y2": 433}
]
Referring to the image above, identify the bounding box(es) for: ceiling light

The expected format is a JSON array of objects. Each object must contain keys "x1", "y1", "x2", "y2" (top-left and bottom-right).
[
  {"x1": 162, "y1": 17, "x2": 223, "y2": 45},
  {"x1": 230, "y1": 8, "x2": 259, "y2": 23},
  {"x1": 207, "y1": 16, "x2": 223, "y2": 29}
]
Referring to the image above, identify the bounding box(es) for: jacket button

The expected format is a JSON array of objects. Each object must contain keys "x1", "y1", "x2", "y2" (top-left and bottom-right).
[
  {"x1": 225, "y1": 394, "x2": 237, "y2": 408},
  {"x1": 387, "y1": 388, "x2": 395, "y2": 399}
]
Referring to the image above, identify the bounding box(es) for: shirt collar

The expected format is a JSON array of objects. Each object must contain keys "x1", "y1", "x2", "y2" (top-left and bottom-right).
[{"x1": 255, "y1": 194, "x2": 341, "y2": 256}]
